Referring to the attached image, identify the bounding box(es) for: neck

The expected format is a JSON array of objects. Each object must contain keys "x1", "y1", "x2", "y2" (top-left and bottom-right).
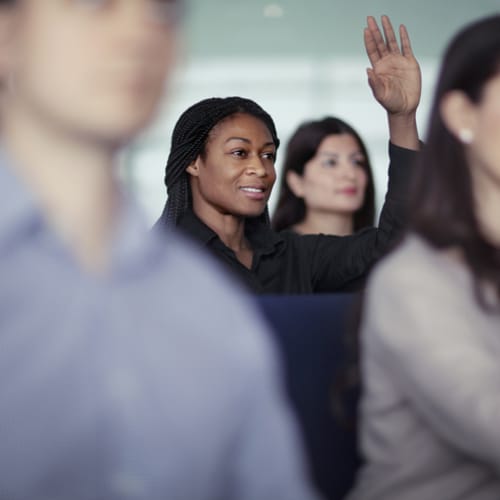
[
  {"x1": 207, "y1": 214, "x2": 249, "y2": 252},
  {"x1": 192, "y1": 203, "x2": 249, "y2": 252},
  {"x1": 2, "y1": 105, "x2": 120, "y2": 274},
  {"x1": 293, "y1": 210, "x2": 354, "y2": 236},
  {"x1": 470, "y1": 156, "x2": 500, "y2": 246},
  {"x1": 475, "y1": 191, "x2": 500, "y2": 247}
]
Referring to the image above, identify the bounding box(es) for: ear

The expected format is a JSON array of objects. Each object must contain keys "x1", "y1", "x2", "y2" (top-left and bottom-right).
[
  {"x1": 286, "y1": 171, "x2": 305, "y2": 198},
  {"x1": 440, "y1": 90, "x2": 477, "y2": 143},
  {"x1": 185, "y1": 157, "x2": 201, "y2": 177}
]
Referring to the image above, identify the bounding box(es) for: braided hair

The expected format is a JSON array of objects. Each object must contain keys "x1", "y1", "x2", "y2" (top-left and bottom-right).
[{"x1": 156, "y1": 96, "x2": 280, "y2": 229}]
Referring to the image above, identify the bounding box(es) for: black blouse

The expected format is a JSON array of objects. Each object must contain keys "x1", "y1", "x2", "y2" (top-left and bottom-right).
[{"x1": 177, "y1": 142, "x2": 417, "y2": 294}]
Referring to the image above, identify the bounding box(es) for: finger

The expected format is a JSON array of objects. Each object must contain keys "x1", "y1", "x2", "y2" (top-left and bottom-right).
[
  {"x1": 399, "y1": 24, "x2": 415, "y2": 58},
  {"x1": 381, "y1": 14, "x2": 400, "y2": 54},
  {"x1": 364, "y1": 27, "x2": 381, "y2": 65},
  {"x1": 366, "y1": 15, "x2": 389, "y2": 58}
]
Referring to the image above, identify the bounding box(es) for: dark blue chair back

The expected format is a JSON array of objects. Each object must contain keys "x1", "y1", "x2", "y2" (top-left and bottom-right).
[{"x1": 255, "y1": 293, "x2": 361, "y2": 500}]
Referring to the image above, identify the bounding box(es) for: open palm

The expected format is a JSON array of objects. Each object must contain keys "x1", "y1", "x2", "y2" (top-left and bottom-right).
[{"x1": 364, "y1": 15, "x2": 421, "y2": 115}]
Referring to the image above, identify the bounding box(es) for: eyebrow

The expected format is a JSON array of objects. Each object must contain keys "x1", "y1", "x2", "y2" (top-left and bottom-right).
[
  {"x1": 224, "y1": 137, "x2": 275, "y2": 147},
  {"x1": 318, "y1": 151, "x2": 365, "y2": 158}
]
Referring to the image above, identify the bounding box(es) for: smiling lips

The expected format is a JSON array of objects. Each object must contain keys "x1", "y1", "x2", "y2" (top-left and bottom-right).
[
  {"x1": 339, "y1": 187, "x2": 358, "y2": 196},
  {"x1": 240, "y1": 186, "x2": 267, "y2": 200}
]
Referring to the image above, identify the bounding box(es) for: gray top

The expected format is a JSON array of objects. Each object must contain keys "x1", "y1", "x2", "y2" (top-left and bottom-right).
[
  {"x1": 0, "y1": 155, "x2": 320, "y2": 500},
  {"x1": 348, "y1": 235, "x2": 500, "y2": 500}
]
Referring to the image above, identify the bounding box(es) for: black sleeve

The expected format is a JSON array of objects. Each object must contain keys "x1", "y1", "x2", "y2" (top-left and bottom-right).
[{"x1": 306, "y1": 142, "x2": 418, "y2": 292}]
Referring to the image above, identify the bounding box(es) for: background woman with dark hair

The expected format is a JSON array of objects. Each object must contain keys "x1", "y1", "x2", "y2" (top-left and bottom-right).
[
  {"x1": 272, "y1": 117, "x2": 375, "y2": 235},
  {"x1": 156, "y1": 15, "x2": 422, "y2": 294},
  {"x1": 349, "y1": 14, "x2": 500, "y2": 500}
]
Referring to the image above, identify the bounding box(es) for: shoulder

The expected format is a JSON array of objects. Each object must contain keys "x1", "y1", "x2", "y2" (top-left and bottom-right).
[
  {"x1": 272, "y1": 229, "x2": 325, "y2": 257},
  {"x1": 143, "y1": 226, "x2": 280, "y2": 376},
  {"x1": 363, "y1": 235, "x2": 448, "y2": 334},
  {"x1": 278, "y1": 229, "x2": 342, "y2": 249},
  {"x1": 362, "y1": 234, "x2": 470, "y2": 353},
  {"x1": 367, "y1": 233, "x2": 453, "y2": 294}
]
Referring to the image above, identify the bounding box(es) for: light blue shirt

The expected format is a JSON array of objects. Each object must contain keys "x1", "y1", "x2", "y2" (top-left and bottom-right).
[{"x1": 0, "y1": 156, "x2": 319, "y2": 500}]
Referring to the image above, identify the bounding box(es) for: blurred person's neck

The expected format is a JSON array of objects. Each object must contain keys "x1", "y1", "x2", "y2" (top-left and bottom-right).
[
  {"x1": 472, "y1": 175, "x2": 500, "y2": 247},
  {"x1": 1, "y1": 102, "x2": 121, "y2": 275},
  {"x1": 293, "y1": 211, "x2": 354, "y2": 236}
]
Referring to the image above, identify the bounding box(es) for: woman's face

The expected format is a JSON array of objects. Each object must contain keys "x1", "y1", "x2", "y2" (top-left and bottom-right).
[
  {"x1": 290, "y1": 133, "x2": 368, "y2": 216},
  {"x1": 188, "y1": 113, "x2": 277, "y2": 219},
  {"x1": 4, "y1": 0, "x2": 178, "y2": 147},
  {"x1": 467, "y1": 73, "x2": 500, "y2": 192}
]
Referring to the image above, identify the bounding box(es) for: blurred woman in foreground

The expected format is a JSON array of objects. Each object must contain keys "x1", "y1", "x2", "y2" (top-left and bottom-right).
[{"x1": 350, "y1": 14, "x2": 500, "y2": 500}]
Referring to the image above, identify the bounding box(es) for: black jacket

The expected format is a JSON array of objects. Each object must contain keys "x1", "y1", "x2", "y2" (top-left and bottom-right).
[{"x1": 177, "y1": 142, "x2": 416, "y2": 294}]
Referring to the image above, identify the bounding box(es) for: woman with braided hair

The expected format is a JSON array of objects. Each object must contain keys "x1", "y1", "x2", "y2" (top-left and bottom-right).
[{"x1": 156, "y1": 15, "x2": 421, "y2": 293}]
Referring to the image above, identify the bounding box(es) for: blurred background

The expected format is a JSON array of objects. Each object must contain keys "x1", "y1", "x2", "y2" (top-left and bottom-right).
[{"x1": 123, "y1": 0, "x2": 500, "y2": 224}]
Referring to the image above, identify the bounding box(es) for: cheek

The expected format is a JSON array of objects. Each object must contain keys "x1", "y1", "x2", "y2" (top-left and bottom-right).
[
  {"x1": 141, "y1": 31, "x2": 177, "y2": 99},
  {"x1": 481, "y1": 109, "x2": 500, "y2": 144},
  {"x1": 302, "y1": 173, "x2": 337, "y2": 203},
  {"x1": 159, "y1": 31, "x2": 178, "y2": 71},
  {"x1": 199, "y1": 162, "x2": 233, "y2": 196},
  {"x1": 303, "y1": 166, "x2": 332, "y2": 189},
  {"x1": 357, "y1": 170, "x2": 369, "y2": 192},
  {"x1": 18, "y1": 36, "x2": 87, "y2": 107},
  {"x1": 473, "y1": 113, "x2": 500, "y2": 172}
]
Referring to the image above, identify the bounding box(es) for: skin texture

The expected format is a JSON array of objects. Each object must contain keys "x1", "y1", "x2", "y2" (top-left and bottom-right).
[{"x1": 287, "y1": 133, "x2": 369, "y2": 236}]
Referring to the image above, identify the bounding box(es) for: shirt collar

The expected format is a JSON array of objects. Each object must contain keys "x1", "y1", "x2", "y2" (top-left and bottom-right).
[
  {"x1": 109, "y1": 191, "x2": 162, "y2": 277},
  {"x1": 0, "y1": 149, "x2": 43, "y2": 243},
  {"x1": 177, "y1": 210, "x2": 220, "y2": 246},
  {"x1": 177, "y1": 210, "x2": 284, "y2": 256},
  {"x1": 0, "y1": 147, "x2": 159, "y2": 278}
]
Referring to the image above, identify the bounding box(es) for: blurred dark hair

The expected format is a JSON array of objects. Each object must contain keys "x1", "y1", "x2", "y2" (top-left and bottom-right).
[
  {"x1": 334, "y1": 14, "x2": 500, "y2": 430},
  {"x1": 272, "y1": 117, "x2": 375, "y2": 233},
  {"x1": 410, "y1": 14, "x2": 500, "y2": 308}
]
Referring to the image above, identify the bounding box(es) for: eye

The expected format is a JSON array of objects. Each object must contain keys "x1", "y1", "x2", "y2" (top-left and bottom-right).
[
  {"x1": 352, "y1": 157, "x2": 367, "y2": 168},
  {"x1": 262, "y1": 151, "x2": 276, "y2": 162},
  {"x1": 321, "y1": 158, "x2": 338, "y2": 168},
  {"x1": 230, "y1": 149, "x2": 247, "y2": 158}
]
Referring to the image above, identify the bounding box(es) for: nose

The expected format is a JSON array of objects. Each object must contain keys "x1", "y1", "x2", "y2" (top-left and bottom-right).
[
  {"x1": 339, "y1": 161, "x2": 357, "y2": 180},
  {"x1": 246, "y1": 158, "x2": 269, "y2": 177}
]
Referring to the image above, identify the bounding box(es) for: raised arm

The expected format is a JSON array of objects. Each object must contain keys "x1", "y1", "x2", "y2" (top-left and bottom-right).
[
  {"x1": 304, "y1": 17, "x2": 422, "y2": 292},
  {"x1": 364, "y1": 15, "x2": 421, "y2": 150}
]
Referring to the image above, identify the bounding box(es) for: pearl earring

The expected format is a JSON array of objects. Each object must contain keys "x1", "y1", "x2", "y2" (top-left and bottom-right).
[{"x1": 458, "y1": 129, "x2": 474, "y2": 144}]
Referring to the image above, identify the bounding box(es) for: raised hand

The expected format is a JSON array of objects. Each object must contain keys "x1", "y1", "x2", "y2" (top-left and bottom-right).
[{"x1": 364, "y1": 15, "x2": 421, "y2": 117}]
